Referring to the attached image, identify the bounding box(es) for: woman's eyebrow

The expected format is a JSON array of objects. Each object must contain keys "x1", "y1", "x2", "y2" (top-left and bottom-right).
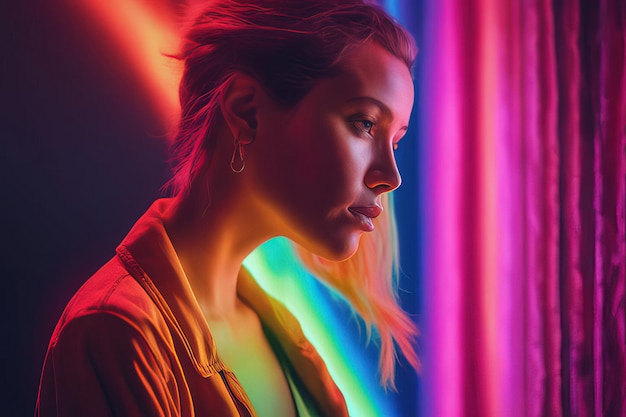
[{"x1": 346, "y1": 96, "x2": 409, "y2": 130}]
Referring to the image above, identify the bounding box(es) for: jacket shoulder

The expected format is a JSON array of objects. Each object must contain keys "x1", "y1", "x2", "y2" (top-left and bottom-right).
[
  {"x1": 37, "y1": 302, "x2": 182, "y2": 417},
  {"x1": 50, "y1": 255, "x2": 170, "y2": 347}
]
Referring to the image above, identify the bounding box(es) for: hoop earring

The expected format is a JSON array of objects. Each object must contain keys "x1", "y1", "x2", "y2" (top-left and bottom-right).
[{"x1": 230, "y1": 135, "x2": 245, "y2": 173}]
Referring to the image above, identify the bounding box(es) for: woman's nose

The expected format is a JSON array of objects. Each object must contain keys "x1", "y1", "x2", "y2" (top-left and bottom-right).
[{"x1": 364, "y1": 147, "x2": 402, "y2": 193}]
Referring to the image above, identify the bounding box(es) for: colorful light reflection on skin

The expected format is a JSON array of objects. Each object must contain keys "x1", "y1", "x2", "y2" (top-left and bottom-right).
[{"x1": 73, "y1": 0, "x2": 401, "y2": 415}]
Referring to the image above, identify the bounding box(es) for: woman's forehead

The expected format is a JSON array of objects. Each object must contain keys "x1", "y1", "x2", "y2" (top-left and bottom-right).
[{"x1": 310, "y1": 43, "x2": 414, "y2": 123}]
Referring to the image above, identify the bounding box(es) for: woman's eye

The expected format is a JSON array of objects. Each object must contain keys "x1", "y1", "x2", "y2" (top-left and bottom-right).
[{"x1": 355, "y1": 120, "x2": 375, "y2": 135}]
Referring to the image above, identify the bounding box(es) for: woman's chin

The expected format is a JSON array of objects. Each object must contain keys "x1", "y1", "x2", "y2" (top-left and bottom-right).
[{"x1": 313, "y1": 233, "x2": 362, "y2": 263}]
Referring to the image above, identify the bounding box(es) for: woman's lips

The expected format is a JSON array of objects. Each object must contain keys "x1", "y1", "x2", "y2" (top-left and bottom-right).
[
  {"x1": 348, "y1": 206, "x2": 382, "y2": 232},
  {"x1": 349, "y1": 206, "x2": 383, "y2": 218}
]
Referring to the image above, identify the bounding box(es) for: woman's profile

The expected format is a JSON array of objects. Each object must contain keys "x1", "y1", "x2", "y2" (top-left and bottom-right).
[{"x1": 35, "y1": 1, "x2": 419, "y2": 416}]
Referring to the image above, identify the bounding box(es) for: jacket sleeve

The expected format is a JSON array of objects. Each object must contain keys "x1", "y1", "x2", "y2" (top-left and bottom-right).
[{"x1": 35, "y1": 312, "x2": 182, "y2": 417}]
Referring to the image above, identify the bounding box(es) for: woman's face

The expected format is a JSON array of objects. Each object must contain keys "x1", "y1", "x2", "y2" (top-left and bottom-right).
[{"x1": 248, "y1": 41, "x2": 414, "y2": 261}]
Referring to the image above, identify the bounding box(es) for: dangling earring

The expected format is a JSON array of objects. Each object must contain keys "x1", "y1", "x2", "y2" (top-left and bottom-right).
[{"x1": 230, "y1": 134, "x2": 245, "y2": 173}]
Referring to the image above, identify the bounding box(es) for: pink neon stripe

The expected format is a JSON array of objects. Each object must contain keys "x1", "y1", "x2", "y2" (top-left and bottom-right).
[
  {"x1": 421, "y1": 0, "x2": 462, "y2": 416},
  {"x1": 476, "y1": 1, "x2": 500, "y2": 415}
]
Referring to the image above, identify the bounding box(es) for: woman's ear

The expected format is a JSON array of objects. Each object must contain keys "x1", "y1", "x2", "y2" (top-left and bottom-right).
[{"x1": 220, "y1": 73, "x2": 260, "y2": 144}]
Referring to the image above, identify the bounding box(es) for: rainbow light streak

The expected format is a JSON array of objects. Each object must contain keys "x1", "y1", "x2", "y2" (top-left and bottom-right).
[{"x1": 244, "y1": 239, "x2": 393, "y2": 417}]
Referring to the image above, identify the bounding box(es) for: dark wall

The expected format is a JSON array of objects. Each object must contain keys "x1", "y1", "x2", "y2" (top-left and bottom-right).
[{"x1": 2, "y1": 2, "x2": 170, "y2": 415}]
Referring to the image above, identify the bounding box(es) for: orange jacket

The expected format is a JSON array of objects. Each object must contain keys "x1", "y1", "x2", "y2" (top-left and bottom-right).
[{"x1": 35, "y1": 199, "x2": 348, "y2": 417}]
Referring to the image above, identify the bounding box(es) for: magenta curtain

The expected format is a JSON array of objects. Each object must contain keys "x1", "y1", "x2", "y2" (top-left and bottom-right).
[{"x1": 418, "y1": 0, "x2": 625, "y2": 416}]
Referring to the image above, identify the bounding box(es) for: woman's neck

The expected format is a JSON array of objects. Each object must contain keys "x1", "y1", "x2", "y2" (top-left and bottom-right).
[{"x1": 162, "y1": 178, "x2": 272, "y2": 321}]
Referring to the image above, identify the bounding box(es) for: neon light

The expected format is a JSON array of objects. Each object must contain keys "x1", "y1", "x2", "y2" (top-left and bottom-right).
[
  {"x1": 245, "y1": 238, "x2": 395, "y2": 417},
  {"x1": 76, "y1": 0, "x2": 182, "y2": 130},
  {"x1": 418, "y1": 0, "x2": 463, "y2": 415},
  {"x1": 477, "y1": 1, "x2": 499, "y2": 415}
]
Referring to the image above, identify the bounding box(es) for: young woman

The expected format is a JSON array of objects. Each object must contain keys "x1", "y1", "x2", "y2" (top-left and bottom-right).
[{"x1": 36, "y1": 1, "x2": 419, "y2": 416}]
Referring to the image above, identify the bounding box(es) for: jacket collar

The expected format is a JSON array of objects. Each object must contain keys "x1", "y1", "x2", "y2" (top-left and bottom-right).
[
  {"x1": 116, "y1": 199, "x2": 348, "y2": 416},
  {"x1": 116, "y1": 199, "x2": 221, "y2": 376}
]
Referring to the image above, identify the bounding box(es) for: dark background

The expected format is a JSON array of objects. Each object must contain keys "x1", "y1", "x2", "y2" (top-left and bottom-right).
[
  {"x1": 2, "y1": 1, "x2": 421, "y2": 416},
  {"x1": 3, "y1": 2, "x2": 170, "y2": 415}
]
